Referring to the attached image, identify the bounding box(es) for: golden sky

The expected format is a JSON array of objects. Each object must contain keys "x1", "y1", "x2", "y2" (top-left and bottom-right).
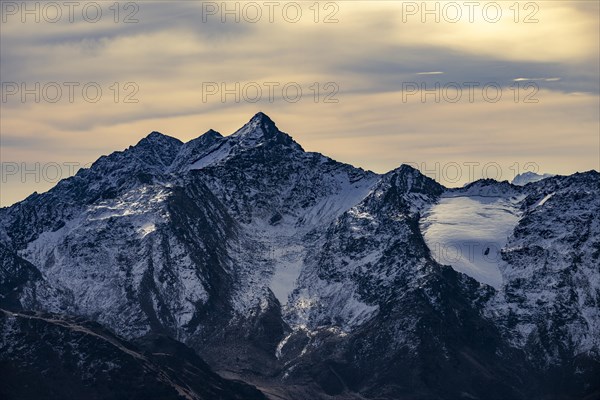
[{"x1": 1, "y1": 1, "x2": 599, "y2": 206}]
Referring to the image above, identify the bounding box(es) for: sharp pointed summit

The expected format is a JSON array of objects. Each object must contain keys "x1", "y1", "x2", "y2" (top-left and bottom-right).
[
  {"x1": 251, "y1": 111, "x2": 274, "y2": 123},
  {"x1": 230, "y1": 112, "x2": 301, "y2": 149},
  {"x1": 232, "y1": 112, "x2": 278, "y2": 138}
]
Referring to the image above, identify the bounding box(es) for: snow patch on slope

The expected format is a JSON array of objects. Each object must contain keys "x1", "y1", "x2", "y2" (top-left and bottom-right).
[
  {"x1": 535, "y1": 192, "x2": 555, "y2": 208},
  {"x1": 269, "y1": 244, "x2": 304, "y2": 305},
  {"x1": 420, "y1": 193, "x2": 523, "y2": 288},
  {"x1": 189, "y1": 142, "x2": 233, "y2": 170},
  {"x1": 18, "y1": 184, "x2": 211, "y2": 338},
  {"x1": 298, "y1": 170, "x2": 378, "y2": 227}
]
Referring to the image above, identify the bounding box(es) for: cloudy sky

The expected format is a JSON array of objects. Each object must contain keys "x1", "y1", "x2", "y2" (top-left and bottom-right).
[{"x1": 1, "y1": 1, "x2": 599, "y2": 206}]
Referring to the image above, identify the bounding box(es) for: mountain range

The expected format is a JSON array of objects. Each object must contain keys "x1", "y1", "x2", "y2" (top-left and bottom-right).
[{"x1": 1, "y1": 112, "x2": 599, "y2": 400}]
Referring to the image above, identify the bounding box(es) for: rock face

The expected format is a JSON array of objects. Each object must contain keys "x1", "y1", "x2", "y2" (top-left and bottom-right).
[{"x1": 0, "y1": 112, "x2": 598, "y2": 399}]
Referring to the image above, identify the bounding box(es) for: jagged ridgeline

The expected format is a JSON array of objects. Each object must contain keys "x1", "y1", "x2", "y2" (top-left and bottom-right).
[{"x1": 1, "y1": 113, "x2": 599, "y2": 400}]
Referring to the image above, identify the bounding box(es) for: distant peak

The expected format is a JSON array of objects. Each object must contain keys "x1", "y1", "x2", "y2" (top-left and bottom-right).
[{"x1": 511, "y1": 171, "x2": 554, "y2": 186}]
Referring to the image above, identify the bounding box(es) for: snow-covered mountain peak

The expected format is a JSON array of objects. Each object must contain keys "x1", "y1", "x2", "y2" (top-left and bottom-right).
[
  {"x1": 512, "y1": 171, "x2": 555, "y2": 186},
  {"x1": 125, "y1": 130, "x2": 183, "y2": 163},
  {"x1": 168, "y1": 129, "x2": 224, "y2": 172},
  {"x1": 136, "y1": 131, "x2": 183, "y2": 150},
  {"x1": 232, "y1": 112, "x2": 276, "y2": 139},
  {"x1": 185, "y1": 113, "x2": 304, "y2": 170},
  {"x1": 250, "y1": 110, "x2": 274, "y2": 124},
  {"x1": 72, "y1": 130, "x2": 183, "y2": 183},
  {"x1": 230, "y1": 112, "x2": 302, "y2": 150}
]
